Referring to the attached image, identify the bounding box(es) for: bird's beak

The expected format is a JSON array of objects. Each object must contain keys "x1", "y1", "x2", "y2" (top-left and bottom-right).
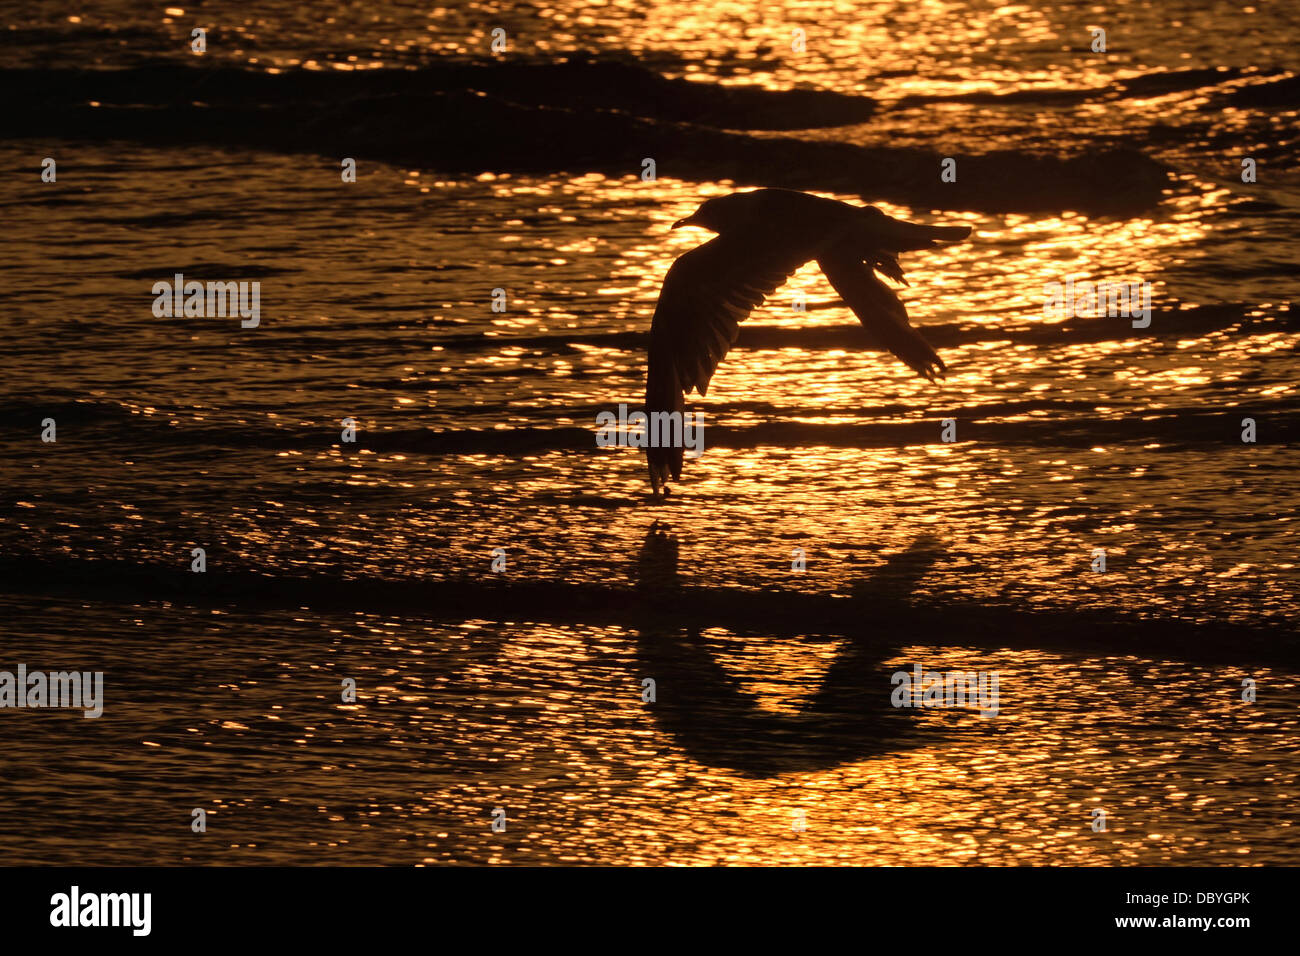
[{"x1": 671, "y1": 216, "x2": 696, "y2": 230}]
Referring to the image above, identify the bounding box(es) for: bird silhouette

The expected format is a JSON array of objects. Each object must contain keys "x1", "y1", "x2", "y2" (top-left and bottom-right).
[{"x1": 644, "y1": 188, "x2": 971, "y2": 495}]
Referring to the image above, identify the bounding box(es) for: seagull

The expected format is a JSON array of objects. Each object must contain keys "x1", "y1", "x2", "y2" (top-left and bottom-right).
[{"x1": 644, "y1": 188, "x2": 971, "y2": 495}]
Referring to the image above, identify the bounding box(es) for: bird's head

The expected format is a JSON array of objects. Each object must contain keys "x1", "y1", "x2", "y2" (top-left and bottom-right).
[{"x1": 671, "y1": 193, "x2": 758, "y2": 234}]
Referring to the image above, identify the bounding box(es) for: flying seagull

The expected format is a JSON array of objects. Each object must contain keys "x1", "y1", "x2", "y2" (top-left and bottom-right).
[{"x1": 644, "y1": 187, "x2": 971, "y2": 495}]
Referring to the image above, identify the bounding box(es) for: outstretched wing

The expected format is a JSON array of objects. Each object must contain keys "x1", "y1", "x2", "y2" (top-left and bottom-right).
[
  {"x1": 649, "y1": 235, "x2": 819, "y2": 400},
  {"x1": 817, "y1": 249, "x2": 947, "y2": 382},
  {"x1": 645, "y1": 234, "x2": 822, "y2": 494}
]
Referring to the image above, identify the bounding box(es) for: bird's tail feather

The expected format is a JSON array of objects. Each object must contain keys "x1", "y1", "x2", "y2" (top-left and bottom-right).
[{"x1": 862, "y1": 215, "x2": 971, "y2": 253}]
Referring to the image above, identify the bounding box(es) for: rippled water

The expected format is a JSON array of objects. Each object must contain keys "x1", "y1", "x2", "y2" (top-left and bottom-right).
[
  {"x1": 1, "y1": 0, "x2": 1297, "y2": 865},
  {"x1": 4, "y1": 594, "x2": 1297, "y2": 865}
]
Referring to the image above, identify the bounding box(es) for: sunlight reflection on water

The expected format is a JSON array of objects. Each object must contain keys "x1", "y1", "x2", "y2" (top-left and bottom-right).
[{"x1": 2, "y1": 0, "x2": 1297, "y2": 865}]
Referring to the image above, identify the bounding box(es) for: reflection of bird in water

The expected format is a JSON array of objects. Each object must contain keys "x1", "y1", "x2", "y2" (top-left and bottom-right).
[
  {"x1": 633, "y1": 521, "x2": 940, "y2": 776},
  {"x1": 644, "y1": 188, "x2": 971, "y2": 494}
]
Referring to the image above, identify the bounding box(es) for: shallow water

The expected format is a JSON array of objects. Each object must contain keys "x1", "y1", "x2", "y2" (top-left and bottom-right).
[
  {"x1": 1, "y1": 0, "x2": 1297, "y2": 865},
  {"x1": 1, "y1": 588, "x2": 1297, "y2": 865}
]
